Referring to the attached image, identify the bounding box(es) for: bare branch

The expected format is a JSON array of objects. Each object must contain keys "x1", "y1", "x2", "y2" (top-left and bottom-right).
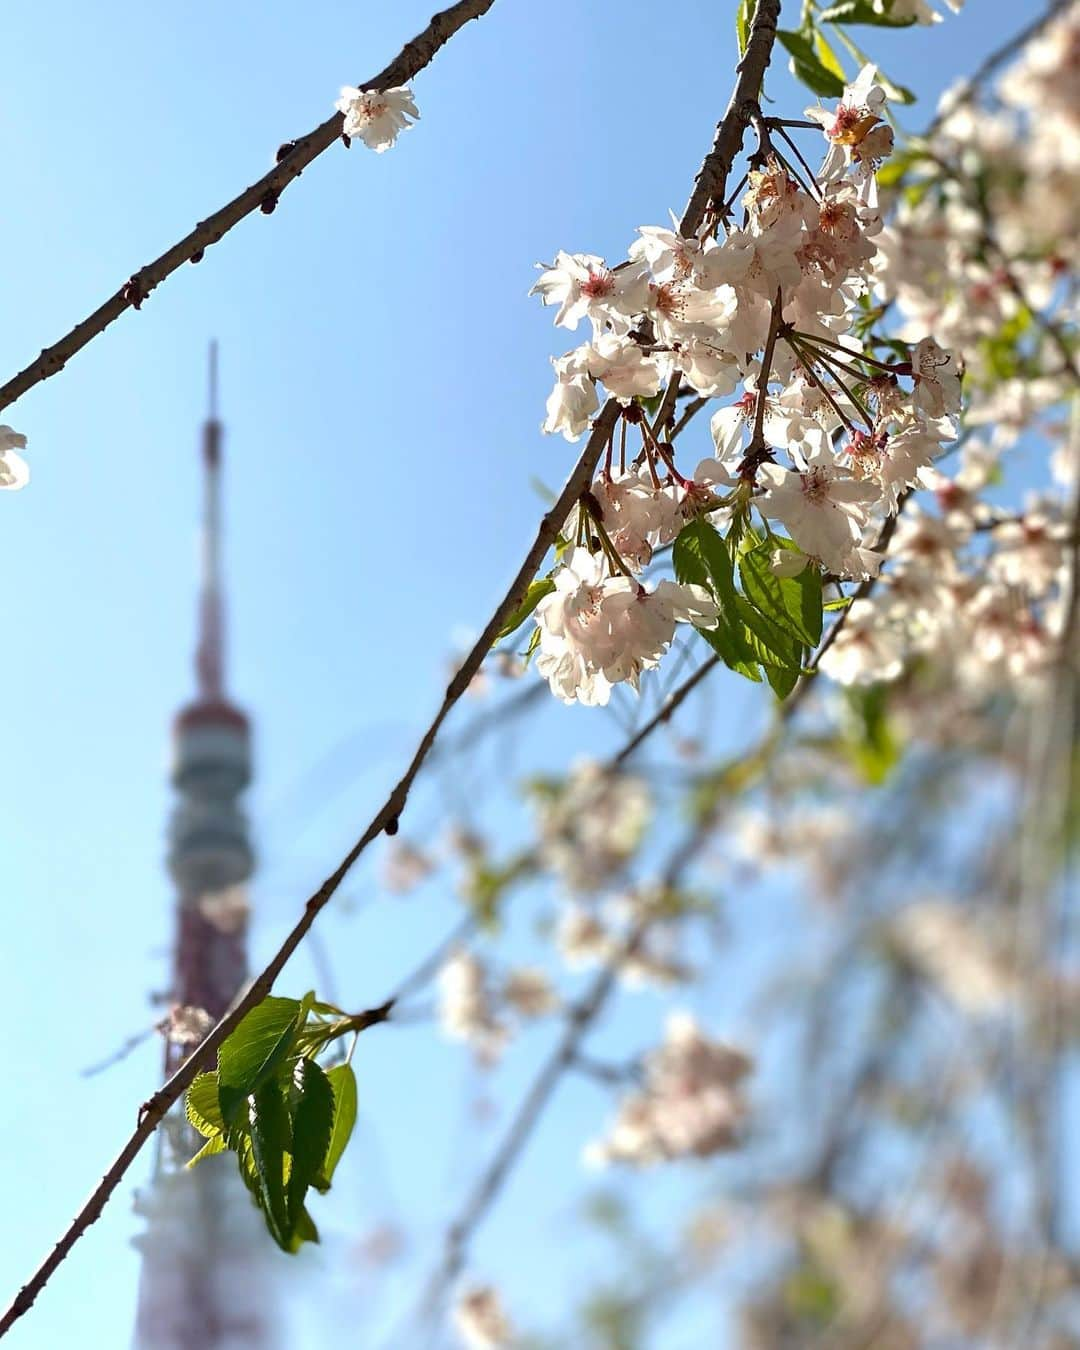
[{"x1": 0, "y1": 0, "x2": 497, "y2": 416}]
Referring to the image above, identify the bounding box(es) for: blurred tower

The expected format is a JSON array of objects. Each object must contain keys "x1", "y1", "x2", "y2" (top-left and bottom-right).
[{"x1": 133, "y1": 346, "x2": 280, "y2": 1350}]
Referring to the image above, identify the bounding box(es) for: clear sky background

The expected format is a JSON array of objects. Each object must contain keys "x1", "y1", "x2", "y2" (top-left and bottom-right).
[{"x1": 0, "y1": 2, "x2": 1031, "y2": 1347}]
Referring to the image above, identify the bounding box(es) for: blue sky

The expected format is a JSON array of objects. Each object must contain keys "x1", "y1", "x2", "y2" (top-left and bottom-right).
[{"x1": 0, "y1": 2, "x2": 1031, "y2": 1346}]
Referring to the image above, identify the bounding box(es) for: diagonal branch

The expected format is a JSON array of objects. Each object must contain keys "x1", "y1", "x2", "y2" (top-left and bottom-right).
[
  {"x1": 680, "y1": 0, "x2": 781, "y2": 239},
  {"x1": 0, "y1": 399, "x2": 618, "y2": 1339},
  {"x1": 0, "y1": 0, "x2": 497, "y2": 416}
]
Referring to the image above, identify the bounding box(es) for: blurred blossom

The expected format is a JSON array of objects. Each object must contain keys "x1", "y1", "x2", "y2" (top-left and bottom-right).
[
  {"x1": 452, "y1": 1284, "x2": 515, "y2": 1349},
  {"x1": 587, "y1": 1014, "x2": 752, "y2": 1166}
]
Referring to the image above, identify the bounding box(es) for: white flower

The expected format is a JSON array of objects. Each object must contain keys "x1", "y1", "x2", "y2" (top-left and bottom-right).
[
  {"x1": 0, "y1": 426, "x2": 29, "y2": 491},
  {"x1": 533, "y1": 549, "x2": 718, "y2": 705},
  {"x1": 530, "y1": 252, "x2": 648, "y2": 336},
  {"x1": 818, "y1": 598, "x2": 905, "y2": 685},
  {"x1": 453, "y1": 1284, "x2": 515, "y2": 1349},
  {"x1": 335, "y1": 85, "x2": 418, "y2": 152},
  {"x1": 758, "y1": 443, "x2": 880, "y2": 576},
  {"x1": 437, "y1": 948, "x2": 508, "y2": 1063},
  {"x1": 806, "y1": 65, "x2": 892, "y2": 193},
  {"x1": 581, "y1": 334, "x2": 665, "y2": 402},
  {"x1": 912, "y1": 337, "x2": 962, "y2": 419},
  {"x1": 541, "y1": 352, "x2": 599, "y2": 441}
]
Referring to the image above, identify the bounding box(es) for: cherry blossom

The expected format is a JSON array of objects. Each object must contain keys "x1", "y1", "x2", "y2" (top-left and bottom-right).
[{"x1": 335, "y1": 85, "x2": 418, "y2": 152}]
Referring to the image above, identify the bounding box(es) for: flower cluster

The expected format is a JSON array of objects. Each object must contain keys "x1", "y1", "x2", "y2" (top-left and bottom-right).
[
  {"x1": 527, "y1": 67, "x2": 962, "y2": 705},
  {"x1": 588, "y1": 1013, "x2": 752, "y2": 1166},
  {"x1": 815, "y1": 7, "x2": 1079, "y2": 711}
]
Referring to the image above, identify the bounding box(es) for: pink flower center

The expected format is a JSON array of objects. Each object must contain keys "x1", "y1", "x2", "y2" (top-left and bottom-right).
[
  {"x1": 800, "y1": 467, "x2": 830, "y2": 505},
  {"x1": 581, "y1": 271, "x2": 615, "y2": 300}
]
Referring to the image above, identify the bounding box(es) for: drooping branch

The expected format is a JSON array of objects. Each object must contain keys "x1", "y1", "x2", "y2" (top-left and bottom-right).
[{"x1": 0, "y1": 0, "x2": 497, "y2": 416}]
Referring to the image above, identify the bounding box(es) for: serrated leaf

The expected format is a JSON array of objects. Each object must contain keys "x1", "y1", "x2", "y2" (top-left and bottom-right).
[
  {"x1": 218, "y1": 996, "x2": 306, "y2": 1127},
  {"x1": 765, "y1": 662, "x2": 801, "y2": 699},
  {"x1": 739, "y1": 544, "x2": 823, "y2": 647},
  {"x1": 735, "y1": 597, "x2": 806, "y2": 673},
  {"x1": 673, "y1": 518, "x2": 736, "y2": 595},
  {"x1": 495, "y1": 578, "x2": 557, "y2": 644},
  {"x1": 321, "y1": 1064, "x2": 359, "y2": 1189},
  {"x1": 818, "y1": 0, "x2": 917, "y2": 25},
  {"x1": 187, "y1": 1133, "x2": 227, "y2": 1168},
  {"x1": 777, "y1": 30, "x2": 846, "y2": 98},
  {"x1": 287, "y1": 1058, "x2": 335, "y2": 1235},
  {"x1": 186, "y1": 1072, "x2": 225, "y2": 1139},
  {"x1": 248, "y1": 1080, "x2": 293, "y2": 1251},
  {"x1": 695, "y1": 622, "x2": 763, "y2": 681},
  {"x1": 674, "y1": 520, "x2": 760, "y2": 677}
]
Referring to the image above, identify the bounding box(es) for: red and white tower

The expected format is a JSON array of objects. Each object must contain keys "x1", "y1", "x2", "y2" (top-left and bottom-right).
[{"x1": 133, "y1": 346, "x2": 280, "y2": 1349}]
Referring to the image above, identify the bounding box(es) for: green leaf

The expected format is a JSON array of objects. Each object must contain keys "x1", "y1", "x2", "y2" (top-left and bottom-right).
[
  {"x1": 673, "y1": 520, "x2": 760, "y2": 678},
  {"x1": 843, "y1": 684, "x2": 901, "y2": 784},
  {"x1": 186, "y1": 1072, "x2": 225, "y2": 1139},
  {"x1": 321, "y1": 1064, "x2": 359, "y2": 1189},
  {"x1": 673, "y1": 518, "x2": 736, "y2": 596},
  {"x1": 695, "y1": 622, "x2": 763, "y2": 682},
  {"x1": 217, "y1": 996, "x2": 306, "y2": 1127},
  {"x1": 813, "y1": 29, "x2": 846, "y2": 82},
  {"x1": 495, "y1": 578, "x2": 556, "y2": 644},
  {"x1": 818, "y1": 0, "x2": 917, "y2": 26},
  {"x1": 777, "y1": 30, "x2": 846, "y2": 98},
  {"x1": 247, "y1": 1080, "x2": 293, "y2": 1251},
  {"x1": 736, "y1": 597, "x2": 803, "y2": 668},
  {"x1": 736, "y1": 0, "x2": 757, "y2": 55},
  {"x1": 287, "y1": 1058, "x2": 335, "y2": 1233},
  {"x1": 521, "y1": 624, "x2": 542, "y2": 667},
  {"x1": 187, "y1": 1134, "x2": 227, "y2": 1168},
  {"x1": 739, "y1": 543, "x2": 823, "y2": 647}
]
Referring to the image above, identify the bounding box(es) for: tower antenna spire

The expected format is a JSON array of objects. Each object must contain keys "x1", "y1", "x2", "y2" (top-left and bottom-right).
[{"x1": 196, "y1": 342, "x2": 224, "y2": 699}]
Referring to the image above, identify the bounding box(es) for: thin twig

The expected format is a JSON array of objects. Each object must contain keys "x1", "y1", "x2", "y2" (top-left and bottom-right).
[
  {"x1": 670, "y1": 395, "x2": 709, "y2": 440},
  {"x1": 0, "y1": 0, "x2": 498, "y2": 416},
  {"x1": 81, "y1": 1022, "x2": 162, "y2": 1079}
]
